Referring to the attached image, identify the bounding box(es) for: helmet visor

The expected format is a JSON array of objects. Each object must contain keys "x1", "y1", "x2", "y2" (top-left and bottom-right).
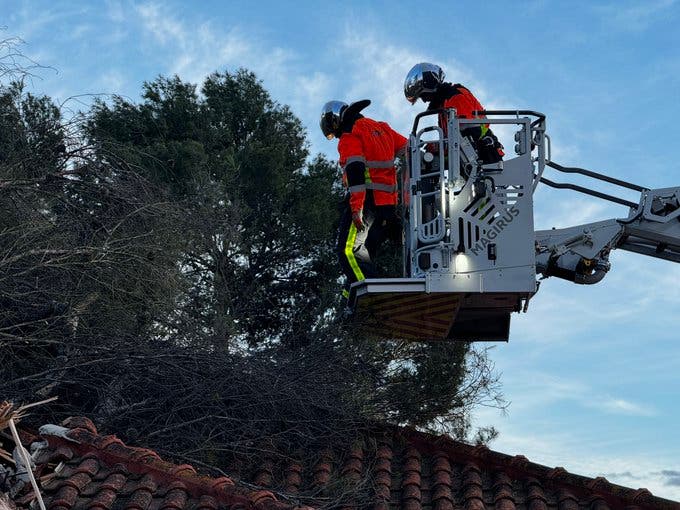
[
  {"x1": 404, "y1": 62, "x2": 445, "y2": 104},
  {"x1": 320, "y1": 100, "x2": 348, "y2": 139}
]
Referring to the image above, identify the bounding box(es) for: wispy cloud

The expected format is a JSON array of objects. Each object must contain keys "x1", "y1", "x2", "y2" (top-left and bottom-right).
[
  {"x1": 603, "y1": 471, "x2": 642, "y2": 480},
  {"x1": 132, "y1": 1, "x2": 332, "y2": 153},
  {"x1": 129, "y1": 3, "x2": 534, "y2": 161},
  {"x1": 106, "y1": 0, "x2": 125, "y2": 23},
  {"x1": 128, "y1": 6, "x2": 523, "y2": 159},
  {"x1": 135, "y1": 3, "x2": 183, "y2": 44},
  {"x1": 596, "y1": 397, "x2": 656, "y2": 417},
  {"x1": 96, "y1": 70, "x2": 126, "y2": 95},
  {"x1": 495, "y1": 370, "x2": 656, "y2": 417},
  {"x1": 534, "y1": 193, "x2": 615, "y2": 230},
  {"x1": 656, "y1": 470, "x2": 680, "y2": 487},
  {"x1": 335, "y1": 25, "x2": 518, "y2": 139},
  {"x1": 134, "y1": 2, "x2": 293, "y2": 87},
  {"x1": 593, "y1": 0, "x2": 678, "y2": 32}
]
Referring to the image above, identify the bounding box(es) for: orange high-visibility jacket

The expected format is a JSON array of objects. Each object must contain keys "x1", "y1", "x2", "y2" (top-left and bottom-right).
[
  {"x1": 338, "y1": 117, "x2": 407, "y2": 214},
  {"x1": 443, "y1": 84, "x2": 485, "y2": 119},
  {"x1": 438, "y1": 84, "x2": 489, "y2": 138}
]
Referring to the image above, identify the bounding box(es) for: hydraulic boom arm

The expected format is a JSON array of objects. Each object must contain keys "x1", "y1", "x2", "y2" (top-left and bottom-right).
[{"x1": 535, "y1": 164, "x2": 680, "y2": 284}]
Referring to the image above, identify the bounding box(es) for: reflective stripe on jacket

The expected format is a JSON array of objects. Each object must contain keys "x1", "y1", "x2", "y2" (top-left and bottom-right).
[{"x1": 338, "y1": 117, "x2": 407, "y2": 214}]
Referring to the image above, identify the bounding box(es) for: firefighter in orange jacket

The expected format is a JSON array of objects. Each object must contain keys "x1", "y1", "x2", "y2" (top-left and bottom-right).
[
  {"x1": 320, "y1": 99, "x2": 407, "y2": 296},
  {"x1": 404, "y1": 62, "x2": 504, "y2": 164}
]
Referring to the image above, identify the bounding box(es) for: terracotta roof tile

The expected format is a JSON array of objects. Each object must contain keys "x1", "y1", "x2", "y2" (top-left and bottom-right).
[
  {"x1": 72, "y1": 457, "x2": 100, "y2": 476},
  {"x1": 590, "y1": 497, "x2": 612, "y2": 510},
  {"x1": 128, "y1": 449, "x2": 163, "y2": 464},
  {"x1": 311, "y1": 450, "x2": 333, "y2": 490},
  {"x1": 65, "y1": 428, "x2": 96, "y2": 445},
  {"x1": 510, "y1": 455, "x2": 530, "y2": 470},
  {"x1": 372, "y1": 443, "x2": 393, "y2": 510},
  {"x1": 253, "y1": 459, "x2": 274, "y2": 488},
  {"x1": 44, "y1": 445, "x2": 75, "y2": 463},
  {"x1": 634, "y1": 489, "x2": 656, "y2": 504},
  {"x1": 125, "y1": 478, "x2": 155, "y2": 510},
  {"x1": 195, "y1": 495, "x2": 219, "y2": 510},
  {"x1": 493, "y1": 472, "x2": 515, "y2": 510},
  {"x1": 549, "y1": 467, "x2": 570, "y2": 481},
  {"x1": 168, "y1": 465, "x2": 197, "y2": 477},
  {"x1": 463, "y1": 463, "x2": 483, "y2": 492},
  {"x1": 87, "y1": 489, "x2": 117, "y2": 510},
  {"x1": 61, "y1": 471, "x2": 92, "y2": 492},
  {"x1": 159, "y1": 485, "x2": 189, "y2": 510},
  {"x1": 400, "y1": 446, "x2": 422, "y2": 510},
  {"x1": 525, "y1": 477, "x2": 548, "y2": 506},
  {"x1": 558, "y1": 489, "x2": 580, "y2": 510},
  {"x1": 61, "y1": 418, "x2": 98, "y2": 435},
  {"x1": 211, "y1": 477, "x2": 236, "y2": 490},
  {"x1": 283, "y1": 462, "x2": 302, "y2": 494},
  {"x1": 341, "y1": 446, "x2": 363, "y2": 481},
  {"x1": 6, "y1": 420, "x2": 679, "y2": 510}
]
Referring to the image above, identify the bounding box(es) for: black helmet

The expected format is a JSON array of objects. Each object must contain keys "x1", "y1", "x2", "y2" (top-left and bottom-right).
[
  {"x1": 320, "y1": 99, "x2": 371, "y2": 139},
  {"x1": 404, "y1": 62, "x2": 445, "y2": 104}
]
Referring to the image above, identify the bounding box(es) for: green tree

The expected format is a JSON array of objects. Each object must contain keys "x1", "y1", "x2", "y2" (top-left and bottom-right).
[{"x1": 88, "y1": 70, "x2": 341, "y2": 347}]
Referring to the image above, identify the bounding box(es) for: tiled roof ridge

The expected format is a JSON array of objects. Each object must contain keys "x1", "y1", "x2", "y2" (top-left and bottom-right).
[
  {"x1": 27, "y1": 417, "x2": 680, "y2": 510},
  {"x1": 38, "y1": 417, "x2": 309, "y2": 510},
  {"x1": 393, "y1": 425, "x2": 680, "y2": 510}
]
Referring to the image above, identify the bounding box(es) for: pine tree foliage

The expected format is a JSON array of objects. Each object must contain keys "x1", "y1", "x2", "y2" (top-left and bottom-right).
[{"x1": 87, "y1": 71, "x2": 341, "y2": 347}]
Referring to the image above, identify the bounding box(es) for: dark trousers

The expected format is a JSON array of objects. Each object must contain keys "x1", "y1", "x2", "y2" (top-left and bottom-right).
[{"x1": 336, "y1": 197, "x2": 399, "y2": 288}]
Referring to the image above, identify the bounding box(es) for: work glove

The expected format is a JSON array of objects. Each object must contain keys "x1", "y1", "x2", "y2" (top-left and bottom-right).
[{"x1": 352, "y1": 209, "x2": 366, "y2": 232}]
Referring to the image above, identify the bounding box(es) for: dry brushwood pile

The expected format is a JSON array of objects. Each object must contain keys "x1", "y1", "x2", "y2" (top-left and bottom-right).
[{"x1": 0, "y1": 399, "x2": 56, "y2": 510}]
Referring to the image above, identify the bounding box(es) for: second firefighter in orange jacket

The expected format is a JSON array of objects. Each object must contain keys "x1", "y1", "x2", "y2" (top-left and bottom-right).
[
  {"x1": 320, "y1": 99, "x2": 407, "y2": 295},
  {"x1": 404, "y1": 62, "x2": 504, "y2": 164}
]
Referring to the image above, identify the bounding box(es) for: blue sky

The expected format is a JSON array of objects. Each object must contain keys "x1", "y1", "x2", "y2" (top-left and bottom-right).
[{"x1": 4, "y1": 0, "x2": 680, "y2": 500}]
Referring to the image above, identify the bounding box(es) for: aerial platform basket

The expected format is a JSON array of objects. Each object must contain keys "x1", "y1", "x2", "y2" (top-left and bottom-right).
[
  {"x1": 348, "y1": 278, "x2": 530, "y2": 341},
  {"x1": 348, "y1": 110, "x2": 546, "y2": 341}
]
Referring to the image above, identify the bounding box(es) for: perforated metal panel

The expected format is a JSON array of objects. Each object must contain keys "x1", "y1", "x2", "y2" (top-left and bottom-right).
[{"x1": 405, "y1": 111, "x2": 538, "y2": 293}]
